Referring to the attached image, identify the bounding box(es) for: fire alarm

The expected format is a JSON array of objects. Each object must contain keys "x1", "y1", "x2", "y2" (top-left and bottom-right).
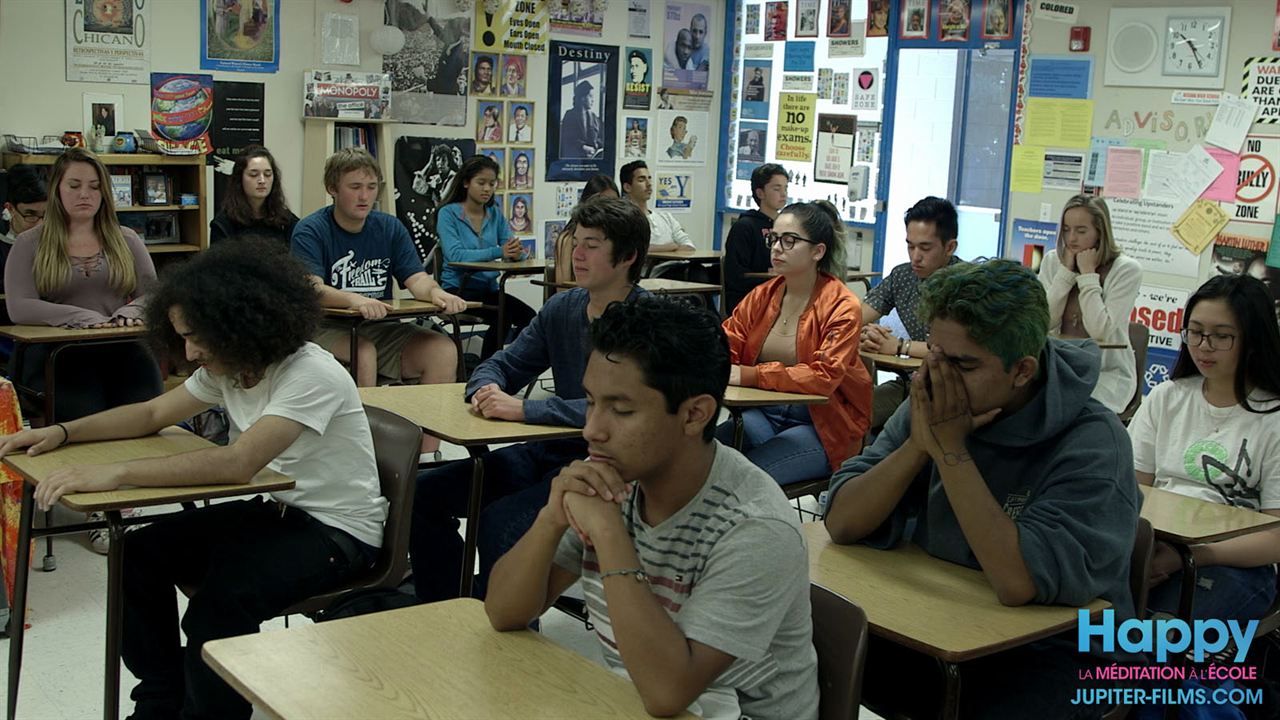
[{"x1": 1070, "y1": 26, "x2": 1091, "y2": 52}]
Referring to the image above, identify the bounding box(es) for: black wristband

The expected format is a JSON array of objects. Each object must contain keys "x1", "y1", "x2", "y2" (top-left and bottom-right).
[{"x1": 54, "y1": 423, "x2": 69, "y2": 447}]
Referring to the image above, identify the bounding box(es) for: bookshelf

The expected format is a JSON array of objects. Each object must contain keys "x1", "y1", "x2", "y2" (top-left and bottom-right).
[
  {"x1": 300, "y1": 118, "x2": 396, "y2": 215},
  {"x1": 2, "y1": 152, "x2": 207, "y2": 253}
]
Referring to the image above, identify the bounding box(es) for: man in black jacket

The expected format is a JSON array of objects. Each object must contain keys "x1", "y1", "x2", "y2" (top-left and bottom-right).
[{"x1": 723, "y1": 163, "x2": 787, "y2": 314}]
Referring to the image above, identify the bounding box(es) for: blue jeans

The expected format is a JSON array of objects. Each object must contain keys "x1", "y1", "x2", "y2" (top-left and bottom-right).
[
  {"x1": 715, "y1": 404, "x2": 830, "y2": 487},
  {"x1": 1147, "y1": 564, "x2": 1278, "y2": 621}
]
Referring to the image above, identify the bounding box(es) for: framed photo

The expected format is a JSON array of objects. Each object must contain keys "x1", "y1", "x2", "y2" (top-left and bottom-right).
[
  {"x1": 899, "y1": 0, "x2": 930, "y2": 39},
  {"x1": 141, "y1": 174, "x2": 170, "y2": 206},
  {"x1": 623, "y1": 116, "x2": 649, "y2": 159},
  {"x1": 482, "y1": 148, "x2": 505, "y2": 186},
  {"x1": 938, "y1": 0, "x2": 972, "y2": 42},
  {"x1": 499, "y1": 54, "x2": 527, "y2": 97},
  {"x1": 508, "y1": 149, "x2": 534, "y2": 190},
  {"x1": 867, "y1": 0, "x2": 890, "y2": 37},
  {"x1": 508, "y1": 101, "x2": 534, "y2": 144},
  {"x1": 117, "y1": 213, "x2": 148, "y2": 241},
  {"x1": 83, "y1": 92, "x2": 124, "y2": 144},
  {"x1": 508, "y1": 193, "x2": 533, "y2": 235},
  {"x1": 764, "y1": 2, "x2": 788, "y2": 41},
  {"x1": 795, "y1": 0, "x2": 819, "y2": 38},
  {"x1": 470, "y1": 52, "x2": 497, "y2": 96},
  {"x1": 144, "y1": 213, "x2": 179, "y2": 244},
  {"x1": 979, "y1": 0, "x2": 1012, "y2": 39},
  {"x1": 827, "y1": 0, "x2": 851, "y2": 37},
  {"x1": 476, "y1": 101, "x2": 504, "y2": 144}
]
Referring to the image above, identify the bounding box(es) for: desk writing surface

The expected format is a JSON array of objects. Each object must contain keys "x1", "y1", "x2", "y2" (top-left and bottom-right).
[
  {"x1": 448, "y1": 259, "x2": 547, "y2": 273},
  {"x1": 322, "y1": 298, "x2": 481, "y2": 318},
  {"x1": 203, "y1": 598, "x2": 693, "y2": 720},
  {"x1": 2, "y1": 427, "x2": 294, "y2": 512},
  {"x1": 861, "y1": 352, "x2": 923, "y2": 372},
  {"x1": 723, "y1": 386, "x2": 827, "y2": 408},
  {"x1": 359, "y1": 384, "x2": 580, "y2": 446},
  {"x1": 639, "y1": 278, "x2": 721, "y2": 294},
  {"x1": 804, "y1": 523, "x2": 1108, "y2": 663},
  {"x1": 0, "y1": 324, "x2": 147, "y2": 343},
  {"x1": 647, "y1": 249, "x2": 721, "y2": 261},
  {"x1": 1140, "y1": 485, "x2": 1280, "y2": 545}
]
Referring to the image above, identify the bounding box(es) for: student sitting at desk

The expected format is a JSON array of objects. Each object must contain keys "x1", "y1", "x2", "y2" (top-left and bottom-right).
[
  {"x1": 435, "y1": 155, "x2": 536, "y2": 360},
  {"x1": 2, "y1": 163, "x2": 48, "y2": 296},
  {"x1": 1129, "y1": 274, "x2": 1280, "y2": 621},
  {"x1": 858, "y1": 196, "x2": 961, "y2": 425},
  {"x1": 209, "y1": 146, "x2": 299, "y2": 246},
  {"x1": 620, "y1": 160, "x2": 694, "y2": 254},
  {"x1": 0, "y1": 240, "x2": 388, "y2": 720},
  {"x1": 486, "y1": 296, "x2": 818, "y2": 720},
  {"x1": 723, "y1": 162, "x2": 787, "y2": 315},
  {"x1": 1039, "y1": 195, "x2": 1141, "y2": 414},
  {"x1": 411, "y1": 197, "x2": 650, "y2": 602},
  {"x1": 4, "y1": 148, "x2": 162, "y2": 421},
  {"x1": 824, "y1": 259, "x2": 1139, "y2": 717},
  {"x1": 292, "y1": 148, "x2": 467, "y2": 453},
  {"x1": 719, "y1": 200, "x2": 871, "y2": 486}
]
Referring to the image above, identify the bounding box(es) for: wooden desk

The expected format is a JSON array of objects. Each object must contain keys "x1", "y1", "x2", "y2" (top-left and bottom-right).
[
  {"x1": 1140, "y1": 485, "x2": 1280, "y2": 620},
  {"x1": 804, "y1": 522, "x2": 1108, "y2": 719},
  {"x1": 534, "y1": 277, "x2": 721, "y2": 298},
  {"x1": 647, "y1": 249, "x2": 721, "y2": 262},
  {"x1": 449, "y1": 260, "x2": 547, "y2": 355},
  {"x1": 744, "y1": 270, "x2": 881, "y2": 292},
  {"x1": 0, "y1": 324, "x2": 148, "y2": 422},
  {"x1": 359, "y1": 384, "x2": 580, "y2": 595},
  {"x1": 3, "y1": 427, "x2": 295, "y2": 720},
  {"x1": 722, "y1": 386, "x2": 828, "y2": 450},
  {"x1": 861, "y1": 352, "x2": 923, "y2": 387},
  {"x1": 203, "y1": 598, "x2": 692, "y2": 719},
  {"x1": 322, "y1": 299, "x2": 479, "y2": 382}
]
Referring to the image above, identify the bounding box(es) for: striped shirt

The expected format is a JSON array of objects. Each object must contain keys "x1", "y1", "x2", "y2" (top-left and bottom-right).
[{"x1": 554, "y1": 442, "x2": 819, "y2": 720}]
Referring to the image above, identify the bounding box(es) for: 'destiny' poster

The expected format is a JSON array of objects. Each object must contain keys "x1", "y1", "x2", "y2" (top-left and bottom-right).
[{"x1": 546, "y1": 40, "x2": 618, "y2": 182}]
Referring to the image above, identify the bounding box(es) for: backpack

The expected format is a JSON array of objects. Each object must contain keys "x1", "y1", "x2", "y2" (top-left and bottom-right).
[{"x1": 314, "y1": 586, "x2": 421, "y2": 622}]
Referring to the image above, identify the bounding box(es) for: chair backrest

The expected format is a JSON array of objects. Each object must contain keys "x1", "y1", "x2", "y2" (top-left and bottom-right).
[
  {"x1": 1120, "y1": 323, "x2": 1149, "y2": 423},
  {"x1": 810, "y1": 583, "x2": 868, "y2": 720},
  {"x1": 424, "y1": 243, "x2": 443, "y2": 278},
  {"x1": 360, "y1": 405, "x2": 424, "y2": 588},
  {"x1": 1129, "y1": 517, "x2": 1155, "y2": 618}
]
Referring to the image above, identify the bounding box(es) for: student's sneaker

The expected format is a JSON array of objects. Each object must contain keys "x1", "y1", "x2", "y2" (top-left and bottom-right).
[{"x1": 88, "y1": 508, "x2": 139, "y2": 555}]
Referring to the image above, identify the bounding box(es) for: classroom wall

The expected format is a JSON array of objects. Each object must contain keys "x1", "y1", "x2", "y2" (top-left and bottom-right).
[
  {"x1": 1007, "y1": 0, "x2": 1278, "y2": 296},
  {"x1": 0, "y1": 1, "x2": 723, "y2": 255}
]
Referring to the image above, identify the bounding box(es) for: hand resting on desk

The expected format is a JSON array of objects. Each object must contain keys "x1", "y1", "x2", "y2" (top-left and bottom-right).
[{"x1": 470, "y1": 383, "x2": 525, "y2": 421}]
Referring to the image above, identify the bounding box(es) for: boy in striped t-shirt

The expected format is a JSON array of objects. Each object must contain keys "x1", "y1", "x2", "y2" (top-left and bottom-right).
[{"x1": 485, "y1": 297, "x2": 818, "y2": 720}]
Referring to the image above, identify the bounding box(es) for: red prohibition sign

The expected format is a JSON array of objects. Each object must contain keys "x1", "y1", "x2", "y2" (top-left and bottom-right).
[{"x1": 1235, "y1": 154, "x2": 1275, "y2": 205}]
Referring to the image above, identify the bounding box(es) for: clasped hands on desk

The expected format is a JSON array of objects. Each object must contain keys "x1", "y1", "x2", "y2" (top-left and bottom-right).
[{"x1": 2, "y1": 427, "x2": 295, "y2": 720}]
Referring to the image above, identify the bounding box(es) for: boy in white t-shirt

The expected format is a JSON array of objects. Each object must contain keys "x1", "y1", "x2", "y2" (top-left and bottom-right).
[
  {"x1": 1129, "y1": 274, "x2": 1280, "y2": 622},
  {"x1": 0, "y1": 240, "x2": 387, "y2": 720}
]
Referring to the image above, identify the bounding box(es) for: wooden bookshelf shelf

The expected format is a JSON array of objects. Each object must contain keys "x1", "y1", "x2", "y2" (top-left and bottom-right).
[
  {"x1": 116, "y1": 205, "x2": 199, "y2": 212},
  {"x1": 144, "y1": 244, "x2": 201, "y2": 254}
]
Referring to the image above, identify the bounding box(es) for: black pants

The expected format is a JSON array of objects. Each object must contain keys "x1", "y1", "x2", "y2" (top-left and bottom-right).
[
  {"x1": 409, "y1": 437, "x2": 586, "y2": 602},
  {"x1": 121, "y1": 498, "x2": 376, "y2": 720},
  {"x1": 13, "y1": 341, "x2": 162, "y2": 422},
  {"x1": 448, "y1": 286, "x2": 536, "y2": 360}
]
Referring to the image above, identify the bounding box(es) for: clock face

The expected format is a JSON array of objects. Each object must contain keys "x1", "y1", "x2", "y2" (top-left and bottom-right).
[{"x1": 1163, "y1": 16, "x2": 1224, "y2": 77}]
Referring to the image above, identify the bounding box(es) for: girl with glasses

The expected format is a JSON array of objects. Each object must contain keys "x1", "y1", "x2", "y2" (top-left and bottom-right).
[
  {"x1": 718, "y1": 200, "x2": 872, "y2": 487},
  {"x1": 1129, "y1": 274, "x2": 1280, "y2": 621},
  {"x1": 1038, "y1": 194, "x2": 1142, "y2": 414}
]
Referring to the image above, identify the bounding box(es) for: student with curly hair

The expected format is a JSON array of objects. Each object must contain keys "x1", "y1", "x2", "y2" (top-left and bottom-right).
[
  {"x1": 824, "y1": 259, "x2": 1139, "y2": 717},
  {"x1": 0, "y1": 239, "x2": 387, "y2": 720},
  {"x1": 209, "y1": 146, "x2": 299, "y2": 246}
]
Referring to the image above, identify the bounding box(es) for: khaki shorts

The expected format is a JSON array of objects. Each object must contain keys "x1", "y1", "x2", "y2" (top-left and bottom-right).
[{"x1": 315, "y1": 318, "x2": 444, "y2": 381}]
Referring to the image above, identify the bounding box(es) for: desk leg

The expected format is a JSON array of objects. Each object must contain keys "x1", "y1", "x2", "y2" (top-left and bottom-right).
[
  {"x1": 1174, "y1": 544, "x2": 1198, "y2": 621},
  {"x1": 461, "y1": 450, "x2": 486, "y2": 598},
  {"x1": 348, "y1": 320, "x2": 360, "y2": 382},
  {"x1": 939, "y1": 660, "x2": 961, "y2": 720},
  {"x1": 496, "y1": 273, "x2": 511, "y2": 353},
  {"x1": 731, "y1": 410, "x2": 745, "y2": 450},
  {"x1": 103, "y1": 510, "x2": 124, "y2": 720},
  {"x1": 6, "y1": 482, "x2": 35, "y2": 720},
  {"x1": 42, "y1": 346, "x2": 65, "y2": 572}
]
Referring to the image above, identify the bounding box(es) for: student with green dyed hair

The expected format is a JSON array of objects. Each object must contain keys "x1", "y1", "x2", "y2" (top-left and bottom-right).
[{"x1": 823, "y1": 259, "x2": 1140, "y2": 718}]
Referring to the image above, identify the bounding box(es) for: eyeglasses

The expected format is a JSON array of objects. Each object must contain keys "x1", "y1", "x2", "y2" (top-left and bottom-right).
[
  {"x1": 764, "y1": 231, "x2": 813, "y2": 251},
  {"x1": 1181, "y1": 328, "x2": 1236, "y2": 351},
  {"x1": 17, "y1": 209, "x2": 44, "y2": 223}
]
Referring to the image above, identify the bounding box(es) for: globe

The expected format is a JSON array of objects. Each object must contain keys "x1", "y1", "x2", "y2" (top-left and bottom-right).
[{"x1": 150, "y1": 77, "x2": 213, "y2": 143}]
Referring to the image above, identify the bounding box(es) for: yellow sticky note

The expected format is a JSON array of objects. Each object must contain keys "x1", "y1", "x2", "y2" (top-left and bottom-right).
[
  {"x1": 1170, "y1": 199, "x2": 1229, "y2": 255},
  {"x1": 1024, "y1": 98, "x2": 1094, "y2": 149},
  {"x1": 1010, "y1": 145, "x2": 1045, "y2": 193}
]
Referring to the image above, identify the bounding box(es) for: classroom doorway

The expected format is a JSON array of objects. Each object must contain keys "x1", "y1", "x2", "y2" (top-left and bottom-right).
[{"x1": 883, "y1": 47, "x2": 1015, "y2": 273}]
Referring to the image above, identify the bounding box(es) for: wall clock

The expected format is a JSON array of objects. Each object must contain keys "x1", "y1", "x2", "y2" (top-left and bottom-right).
[{"x1": 1104, "y1": 7, "x2": 1231, "y2": 89}]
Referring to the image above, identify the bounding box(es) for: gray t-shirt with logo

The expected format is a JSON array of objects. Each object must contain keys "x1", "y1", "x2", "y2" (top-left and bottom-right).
[{"x1": 554, "y1": 442, "x2": 819, "y2": 720}]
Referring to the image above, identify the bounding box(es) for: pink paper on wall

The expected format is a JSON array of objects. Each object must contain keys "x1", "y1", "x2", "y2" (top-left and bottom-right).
[
  {"x1": 1102, "y1": 147, "x2": 1143, "y2": 200},
  {"x1": 1201, "y1": 146, "x2": 1240, "y2": 202}
]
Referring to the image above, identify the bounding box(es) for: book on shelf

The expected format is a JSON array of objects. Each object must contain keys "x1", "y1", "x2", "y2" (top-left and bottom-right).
[
  {"x1": 302, "y1": 71, "x2": 392, "y2": 120},
  {"x1": 110, "y1": 174, "x2": 133, "y2": 208}
]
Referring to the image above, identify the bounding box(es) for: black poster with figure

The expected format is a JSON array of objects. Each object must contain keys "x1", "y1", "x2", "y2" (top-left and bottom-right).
[
  {"x1": 209, "y1": 81, "x2": 266, "y2": 214},
  {"x1": 394, "y1": 135, "x2": 476, "y2": 264}
]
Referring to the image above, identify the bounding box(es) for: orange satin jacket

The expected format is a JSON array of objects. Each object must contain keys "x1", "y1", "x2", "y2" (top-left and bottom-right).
[{"x1": 722, "y1": 272, "x2": 872, "y2": 470}]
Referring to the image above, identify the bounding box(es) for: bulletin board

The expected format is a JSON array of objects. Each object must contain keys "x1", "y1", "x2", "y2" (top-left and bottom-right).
[{"x1": 720, "y1": 0, "x2": 889, "y2": 226}]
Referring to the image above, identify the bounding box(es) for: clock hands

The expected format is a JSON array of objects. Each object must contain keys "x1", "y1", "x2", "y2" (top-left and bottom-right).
[{"x1": 1174, "y1": 30, "x2": 1205, "y2": 69}]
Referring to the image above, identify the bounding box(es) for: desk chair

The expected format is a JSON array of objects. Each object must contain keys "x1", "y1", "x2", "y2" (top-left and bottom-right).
[
  {"x1": 425, "y1": 244, "x2": 494, "y2": 380},
  {"x1": 178, "y1": 406, "x2": 421, "y2": 620},
  {"x1": 1098, "y1": 517, "x2": 1155, "y2": 720},
  {"x1": 1118, "y1": 323, "x2": 1149, "y2": 425},
  {"x1": 811, "y1": 583, "x2": 868, "y2": 720}
]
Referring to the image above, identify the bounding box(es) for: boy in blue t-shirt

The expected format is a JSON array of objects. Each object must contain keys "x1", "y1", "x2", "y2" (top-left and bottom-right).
[{"x1": 292, "y1": 148, "x2": 467, "y2": 454}]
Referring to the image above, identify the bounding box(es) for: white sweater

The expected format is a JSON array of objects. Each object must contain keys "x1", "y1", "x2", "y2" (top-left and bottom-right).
[{"x1": 1038, "y1": 251, "x2": 1143, "y2": 414}]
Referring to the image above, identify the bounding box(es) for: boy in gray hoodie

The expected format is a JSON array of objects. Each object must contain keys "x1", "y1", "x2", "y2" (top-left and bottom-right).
[{"x1": 824, "y1": 259, "x2": 1139, "y2": 719}]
